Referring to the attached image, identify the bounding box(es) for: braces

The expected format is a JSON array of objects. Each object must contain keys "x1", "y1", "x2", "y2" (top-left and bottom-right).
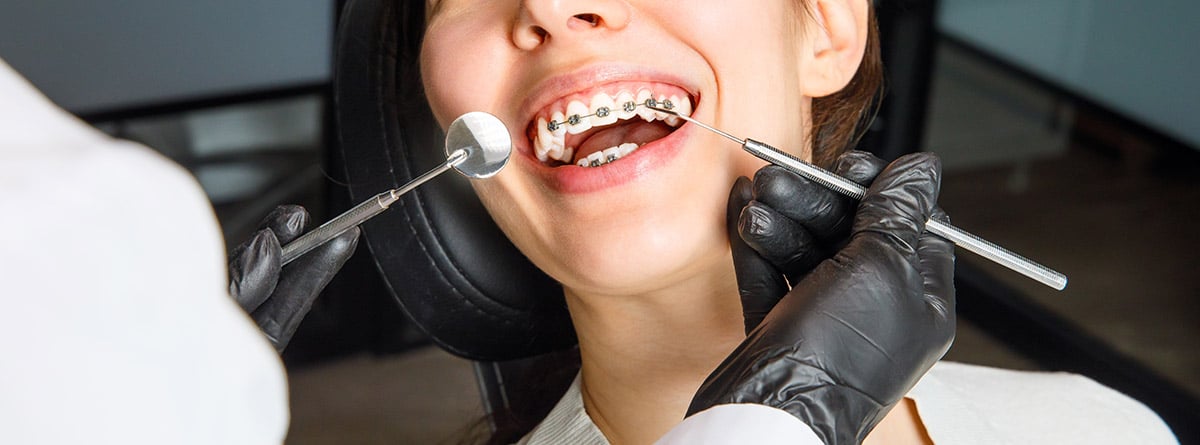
[
  {"x1": 580, "y1": 142, "x2": 639, "y2": 167},
  {"x1": 547, "y1": 98, "x2": 675, "y2": 132}
]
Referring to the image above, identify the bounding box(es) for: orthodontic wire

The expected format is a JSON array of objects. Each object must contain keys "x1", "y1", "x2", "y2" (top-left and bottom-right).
[{"x1": 546, "y1": 98, "x2": 676, "y2": 132}]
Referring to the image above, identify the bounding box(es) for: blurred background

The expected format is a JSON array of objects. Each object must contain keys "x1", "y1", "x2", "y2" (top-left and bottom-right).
[{"x1": 1, "y1": 0, "x2": 1196, "y2": 443}]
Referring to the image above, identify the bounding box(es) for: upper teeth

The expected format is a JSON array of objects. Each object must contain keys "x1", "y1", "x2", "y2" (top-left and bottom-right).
[{"x1": 533, "y1": 89, "x2": 693, "y2": 166}]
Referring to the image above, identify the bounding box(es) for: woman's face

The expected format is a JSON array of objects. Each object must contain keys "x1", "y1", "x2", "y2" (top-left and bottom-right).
[{"x1": 421, "y1": 0, "x2": 816, "y2": 295}]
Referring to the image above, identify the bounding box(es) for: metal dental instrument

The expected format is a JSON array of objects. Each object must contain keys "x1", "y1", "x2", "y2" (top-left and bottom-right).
[
  {"x1": 648, "y1": 104, "x2": 1068, "y2": 291},
  {"x1": 280, "y1": 111, "x2": 512, "y2": 266}
]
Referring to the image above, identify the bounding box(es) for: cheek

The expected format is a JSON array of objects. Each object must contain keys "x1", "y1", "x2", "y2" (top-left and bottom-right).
[
  {"x1": 659, "y1": 1, "x2": 809, "y2": 149},
  {"x1": 420, "y1": 19, "x2": 511, "y2": 126},
  {"x1": 468, "y1": 171, "x2": 575, "y2": 280},
  {"x1": 467, "y1": 168, "x2": 545, "y2": 253},
  {"x1": 421, "y1": 34, "x2": 478, "y2": 125},
  {"x1": 670, "y1": 2, "x2": 800, "y2": 77}
]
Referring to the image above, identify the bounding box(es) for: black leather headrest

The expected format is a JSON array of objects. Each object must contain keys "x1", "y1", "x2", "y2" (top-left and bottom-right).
[{"x1": 333, "y1": 0, "x2": 576, "y2": 361}]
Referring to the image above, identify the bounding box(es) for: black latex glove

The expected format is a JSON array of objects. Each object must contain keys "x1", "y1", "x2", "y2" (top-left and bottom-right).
[
  {"x1": 690, "y1": 152, "x2": 955, "y2": 445},
  {"x1": 731, "y1": 150, "x2": 888, "y2": 333},
  {"x1": 227, "y1": 205, "x2": 359, "y2": 351}
]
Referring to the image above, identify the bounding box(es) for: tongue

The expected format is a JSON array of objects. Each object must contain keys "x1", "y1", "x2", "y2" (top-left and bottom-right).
[{"x1": 573, "y1": 121, "x2": 673, "y2": 163}]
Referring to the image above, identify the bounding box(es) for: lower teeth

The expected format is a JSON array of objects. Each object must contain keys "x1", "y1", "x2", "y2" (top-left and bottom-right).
[{"x1": 576, "y1": 142, "x2": 639, "y2": 167}]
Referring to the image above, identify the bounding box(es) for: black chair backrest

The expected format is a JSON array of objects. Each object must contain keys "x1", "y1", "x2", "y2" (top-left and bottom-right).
[
  {"x1": 332, "y1": 0, "x2": 574, "y2": 361},
  {"x1": 332, "y1": 0, "x2": 580, "y2": 440}
]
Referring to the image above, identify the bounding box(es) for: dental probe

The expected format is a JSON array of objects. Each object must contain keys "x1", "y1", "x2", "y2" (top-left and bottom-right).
[
  {"x1": 280, "y1": 112, "x2": 512, "y2": 266},
  {"x1": 648, "y1": 105, "x2": 1068, "y2": 291}
]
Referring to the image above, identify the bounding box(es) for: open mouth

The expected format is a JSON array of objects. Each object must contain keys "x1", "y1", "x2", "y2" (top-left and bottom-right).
[{"x1": 526, "y1": 85, "x2": 695, "y2": 168}]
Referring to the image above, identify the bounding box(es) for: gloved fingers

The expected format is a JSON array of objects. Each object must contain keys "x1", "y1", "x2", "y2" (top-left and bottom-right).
[
  {"x1": 258, "y1": 205, "x2": 310, "y2": 245},
  {"x1": 228, "y1": 205, "x2": 306, "y2": 314},
  {"x1": 253, "y1": 226, "x2": 360, "y2": 351},
  {"x1": 739, "y1": 201, "x2": 826, "y2": 285},
  {"x1": 751, "y1": 165, "x2": 848, "y2": 244},
  {"x1": 227, "y1": 228, "x2": 281, "y2": 314},
  {"x1": 727, "y1": 177, "x2": 788, "y2": 334},
  {"x1": 852, "y1": 152, "x2": 943, "y2": 252},
  {"x1": 831, "y1": 150, "x2": 888, "y2": 188},
  {"x1": 750, "y1": 151, "x2": 885, "y2": 245},
  {"x1": 918, "y1": 208, "x2": 956, "y2": 337}
]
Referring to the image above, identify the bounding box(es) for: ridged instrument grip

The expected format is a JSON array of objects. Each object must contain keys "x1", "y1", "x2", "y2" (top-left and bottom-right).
[
  {"x1": 742, "y1": 138, "x2": 1067, "y2": 291},
  {"x1": 279, "y1": 191, "x2": 394, "y2": 266}
]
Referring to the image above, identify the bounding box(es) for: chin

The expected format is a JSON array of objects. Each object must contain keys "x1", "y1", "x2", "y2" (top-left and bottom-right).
[{"x1": 545, "y1": 211, "x2": 728, "y2": 296}]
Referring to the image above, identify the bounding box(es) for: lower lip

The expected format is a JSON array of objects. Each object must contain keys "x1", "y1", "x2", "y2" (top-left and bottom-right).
[{"x1": 525, "y1": 124, "x2": 692, "y2": 194}]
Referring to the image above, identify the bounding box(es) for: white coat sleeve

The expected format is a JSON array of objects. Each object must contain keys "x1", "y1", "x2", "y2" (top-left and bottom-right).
[
  {"x1": 655, "y1": 404, "x2": 823, "y2": 445},
  {"x1": 0, "y1": 58, "x2": 289, "y2": 444}
]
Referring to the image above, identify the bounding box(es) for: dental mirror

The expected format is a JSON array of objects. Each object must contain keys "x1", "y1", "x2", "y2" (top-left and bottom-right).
[
  {"x1": 280, "y1": 111, "x2": 512, "y2": 265},
  {"x1": 448, "y1": 111, "x2": 511, "y2": 179}
]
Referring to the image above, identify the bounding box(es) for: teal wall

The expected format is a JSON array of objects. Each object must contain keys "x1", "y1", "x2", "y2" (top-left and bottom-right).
[
  {"x1": 0, "y1": 1, "x2": 332, "y2": 115},
  {"x1": 939, "y1": 0, "x2": 1200, "y2": 148}
]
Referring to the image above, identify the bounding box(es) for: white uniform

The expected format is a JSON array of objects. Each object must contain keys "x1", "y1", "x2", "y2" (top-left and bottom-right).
[
  {"x1": 524, "y1": 362, "x2": 1178, "y2": 444},
  {"x1": 0, "y1": 59, "x2": 288, "y2": 444}
]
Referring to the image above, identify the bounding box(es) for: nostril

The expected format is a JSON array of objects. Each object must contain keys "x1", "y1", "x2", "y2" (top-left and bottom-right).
[
  {"x1": 533, "y1": 26, "x2": 548, "y2": 39},
  {"x1": 573, "y1": 13, "x2": 601, "y2": 26}
]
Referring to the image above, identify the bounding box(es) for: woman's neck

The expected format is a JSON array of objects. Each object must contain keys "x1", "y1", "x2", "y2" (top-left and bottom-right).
[
  {"x1": 558, "y1": 255, "x2": 933, "y2": 445},
  {"x1": 564, "y1": 261, "x2": 745, "y2": 445}
]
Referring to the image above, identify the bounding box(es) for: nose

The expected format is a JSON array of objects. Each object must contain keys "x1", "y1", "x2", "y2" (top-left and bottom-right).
[{"x1": 511, "y1": 0, "x2": 632, "y2": 50}]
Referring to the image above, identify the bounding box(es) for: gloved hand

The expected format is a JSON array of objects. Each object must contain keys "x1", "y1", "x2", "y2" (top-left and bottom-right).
[
  {"x1": 228, "y1": 205, "x2": 360, "y2": 351},
  {"x1": 730, "y1": 150, "x2": 887, "y2": 333},
  {"x1": 690, "y1": 152, "x2": 955, "y2": 445}
]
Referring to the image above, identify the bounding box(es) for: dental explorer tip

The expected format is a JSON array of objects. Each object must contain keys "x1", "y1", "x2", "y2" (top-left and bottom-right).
[
  {"x1": 645, "y1": 105, "x2": 744, "y2": 145},
  {"x1": 645, "y1": 104, "x2": 679, "y2": 116}
]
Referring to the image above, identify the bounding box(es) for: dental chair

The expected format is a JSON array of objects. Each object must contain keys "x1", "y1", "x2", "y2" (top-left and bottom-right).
[{"x1": 333, "y1": 0, "x2": 580, "y2": 441}]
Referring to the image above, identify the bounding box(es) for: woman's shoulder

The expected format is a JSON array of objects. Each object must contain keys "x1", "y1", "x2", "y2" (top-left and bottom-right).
[{"x1": 908, "y1": 361, "x2": 1178, "y2": 444}]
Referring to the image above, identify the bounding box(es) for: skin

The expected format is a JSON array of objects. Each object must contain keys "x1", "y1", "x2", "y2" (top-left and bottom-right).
[{"x1": 421, "y1": 0, "x2": 930, "y2": 443}]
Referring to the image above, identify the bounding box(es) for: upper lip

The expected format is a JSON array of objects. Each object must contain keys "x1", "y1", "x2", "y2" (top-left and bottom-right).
[{"x1": 517, "y1": 64, "x2": 699, "y2": 146}]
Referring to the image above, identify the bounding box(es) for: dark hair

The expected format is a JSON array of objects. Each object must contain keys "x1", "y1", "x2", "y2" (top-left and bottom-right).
[{"x1": 810, "y1": 7, "x2": 883, "y2": 168}]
